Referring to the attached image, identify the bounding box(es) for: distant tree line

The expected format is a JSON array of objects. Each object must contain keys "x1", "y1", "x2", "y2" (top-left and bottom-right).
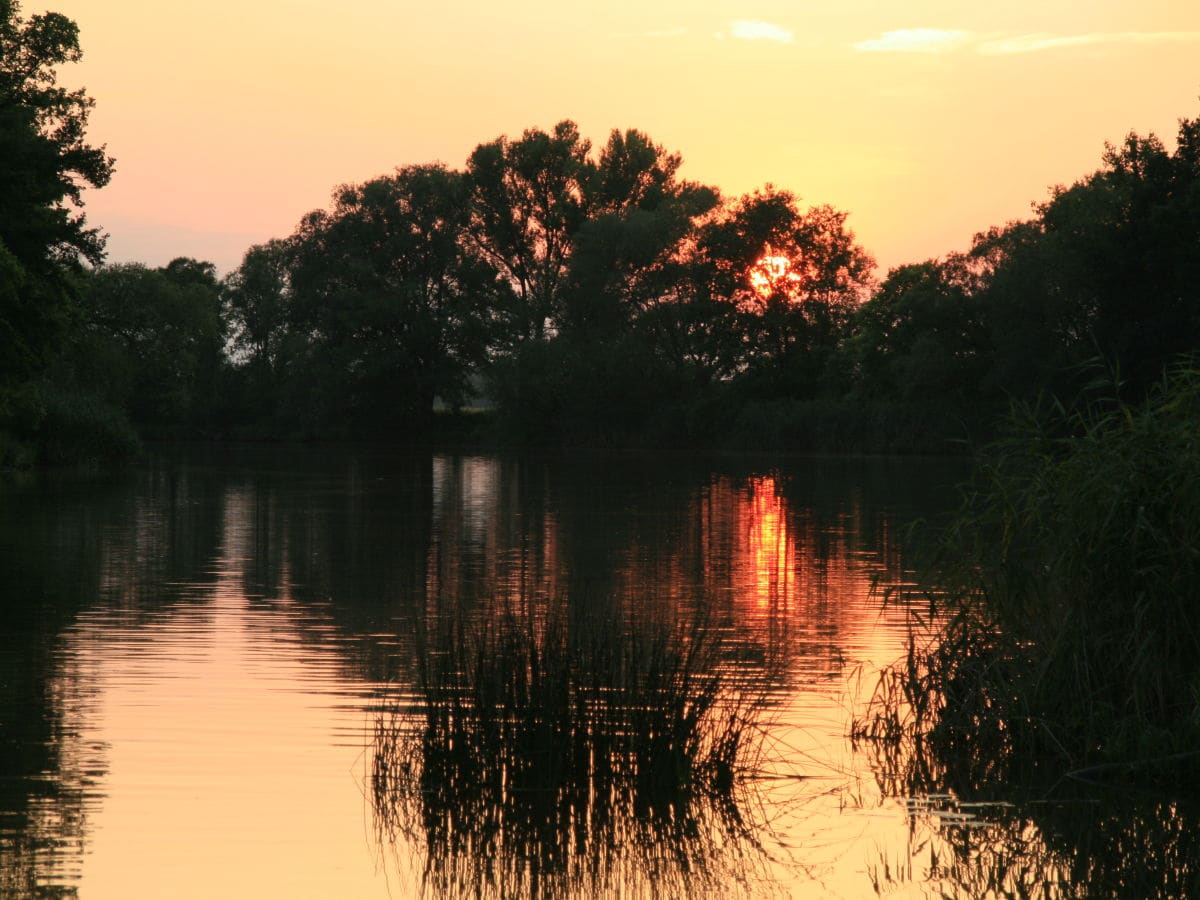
[{"x1": 3, "y1": 1, "x2": 1199, "y2": 463}]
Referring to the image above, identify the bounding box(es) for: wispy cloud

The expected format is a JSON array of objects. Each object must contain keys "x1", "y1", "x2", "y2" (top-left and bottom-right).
[
  {"x1": 978, "y1": 31, "x2": 1200, "y2": 54},
  {"x1": 854, "y1": 28, "x2": 1200, "y2": 56},
  {"x1": 854, "y1": 28, "x2": 970, "y2": 53},
  {"x1": 729, "y1": 20, "x2": 793, "y2": 43}
]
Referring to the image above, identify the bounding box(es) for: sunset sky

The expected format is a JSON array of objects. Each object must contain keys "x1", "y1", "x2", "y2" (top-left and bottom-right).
[{"x1": 47, "y1": 0, "x2": 1200, "y2": 276}]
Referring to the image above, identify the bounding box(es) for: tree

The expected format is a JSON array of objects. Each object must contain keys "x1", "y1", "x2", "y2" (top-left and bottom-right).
[
  {"x1": 286, "y1": 164, "x2": 494, "y2": 433},
  {"x1": 73, "y1": 260, "x2": 224, "y2": 432},
  {"x1": 465, "y1": 121, "x2": 591, "y2": 344},
  {"x1": 564, "y1": 128, "x2": 718, "y2": 338},
  {"x1": 219, "y1": 240, "x2": 294, "y2": 432},
  {"x1": 951, "y1": 117, "x2": 1200, "y2": 409},
  {"x1": 692, "y1": 187, "x2": 875, "y2": 397},
  {"x1": 0, "y1": 0, "x2": 112, "y2": 380},
  {"x1": 1037, "y1": 122, "x2": 1200, "y2": 395},
  {"x1": 224, "y1": 240, "x2": 291, "y2": 370},
  {"x1": 466, "y1": 123, "x2": 719, "y2": 343},
  {"x1": 470, "y1": 123, "x2": 723, "y2": 441},
  {"x1": 850, "y1": 257, "x2": 989, "y2": 408}
]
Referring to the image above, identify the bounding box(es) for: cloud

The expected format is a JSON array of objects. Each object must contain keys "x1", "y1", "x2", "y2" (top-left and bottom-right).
[
  {"x1": 853, "y1": 28, "x2": 971, "y2": 53},
  {"x1": 854, "y1": 28, "x2": 1200, "y2": 57},
  {"x1": 730, "y1": 20, "x2": 793, "y2": 43},
  {"x1": 978, "y1": 31, "x2": 1200, "y2": 54}
]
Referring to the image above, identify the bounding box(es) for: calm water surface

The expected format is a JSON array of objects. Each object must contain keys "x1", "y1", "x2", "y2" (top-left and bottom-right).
[{"x1": 2, "y1": 447, "x2": 1185, "y2": 898}]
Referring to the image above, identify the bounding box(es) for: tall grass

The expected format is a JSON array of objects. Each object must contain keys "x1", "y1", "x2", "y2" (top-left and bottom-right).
[
  {"x1": 371, "y1": 597, "x2": 774, "y2": 898},
  {"x1": 856, "y1": 364, "x2": 1200, "y2": 784}
]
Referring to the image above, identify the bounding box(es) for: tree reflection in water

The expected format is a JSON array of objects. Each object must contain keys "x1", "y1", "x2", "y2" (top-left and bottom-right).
[{"x1": 371, "y1": 594, "x2": 788, "y2": 899}]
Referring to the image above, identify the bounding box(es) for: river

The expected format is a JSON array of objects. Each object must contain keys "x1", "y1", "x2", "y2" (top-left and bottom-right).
[{"x1": 1, "y1": 446, "x2": 1189, "y2": 898}]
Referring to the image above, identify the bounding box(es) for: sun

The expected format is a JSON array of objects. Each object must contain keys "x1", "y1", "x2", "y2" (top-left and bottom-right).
[{"x1": 748, "y1": 243, "x2": 801, "y2": 299}]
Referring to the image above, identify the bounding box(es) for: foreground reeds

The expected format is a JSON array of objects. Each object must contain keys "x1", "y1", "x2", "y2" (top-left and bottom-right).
[
  {"x1": 371, "y1": 596, "x2": 775, "y2": 898},
  {"x1": 847, "y1": 365, "x2": 1200, "y2": 897},
  {"x1": 855, "y1": 364, "x2": 1200, "y2": 789}
]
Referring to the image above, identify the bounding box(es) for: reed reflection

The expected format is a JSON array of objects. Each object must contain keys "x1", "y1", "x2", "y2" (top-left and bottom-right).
[
  {"x1": 868, "y1": 790, "x2": 1200, "y2": 898},
  {"x1": 371, "y1": 592, "x2": 778, "y2": 899},
  {"x1": 855, "y1": 579, "x2": 1200, "y2": 898}
]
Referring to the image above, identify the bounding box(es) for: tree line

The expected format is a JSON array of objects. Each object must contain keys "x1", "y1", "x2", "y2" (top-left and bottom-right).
[
  {"x1": 215, "y1": 126, "x2": 876, "y2": 446},
  {"x1": 3, "y1": 1, "x2": 1198, "y2": 463}
]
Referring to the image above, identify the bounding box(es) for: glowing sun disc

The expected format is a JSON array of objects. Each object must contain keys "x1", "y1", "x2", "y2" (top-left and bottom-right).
[{"x1": 748, "y1": 244, "x2": 801, "y2": 298}]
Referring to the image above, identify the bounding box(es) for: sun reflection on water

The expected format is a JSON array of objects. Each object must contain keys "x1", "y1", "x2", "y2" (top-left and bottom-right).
[{"x1": 745, "y1": 475, "x2": 792, "y2": 611}]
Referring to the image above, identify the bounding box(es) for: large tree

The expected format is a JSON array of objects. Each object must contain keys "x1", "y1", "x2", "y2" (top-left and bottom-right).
[
  {"x1": 905, "y1": 116, "x2": 1200, "y2": 418},
  {"x1": 980, "y1": 119, "x2": 1200, "y2": 401},
  {"x1": 223, "y1": 240, "x2": 292, "y2": 377},
  {"x1": 691, "y1": 187, "x2": 875, "y2": 397},
  {"x1": 564, "y1": 128, "x2": 718, "y2": 338},
  {"x1": 73, "y1": 259, "x2": 224, "y2": 432},
  {"x1": 465, "y1": 122, "x2": 719, "y2": 345},
  {"x1": 0, "y1": 0, "x2": 112, "y2": 380},
  {"x1": 465, "y1": 121, "x2": 591, "y2": 344},
  {"x1": 218, "y1": 240, "x2": 294, "y2": 432},
  {"x1": 475, "y1": 124, "x2": 722, "y2": 441},
  {"x1": 850, "y1": 256, "x2": 989, "y2": 408},
  {"x1": 286, "y1": 164, "x2": 495, "y2": 432}
]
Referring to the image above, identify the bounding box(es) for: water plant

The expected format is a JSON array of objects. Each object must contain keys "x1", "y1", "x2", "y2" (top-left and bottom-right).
[
  {"x1": 855, "y1": 363, "x2": 1200, "y2": 786},
  {"x1": 371, "y1": 594, "x2": 776, "y2": 898}
]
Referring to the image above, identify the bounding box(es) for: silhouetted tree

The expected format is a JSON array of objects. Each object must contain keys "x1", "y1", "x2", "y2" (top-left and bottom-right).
[
  {"x1": 851, "y1": 256, "x2": 987, "y2": 404},
  {"x1": 465, "y1": 121, "x2": 591, "y2": 344},
  {"x1": 0, "y1": 1, "x2": 118, "y2": 462},
  {"x1": 286, "y1": 164, "x2": 496, "y2": 434},
  {"x1": 73, "y1": 260, "x2": 224, "y2": 433},
  {"x1": 0, "y1": 1, "x2": 113, "y2": 373},
  {"x1": 977, "y1": 120, "x2": 1200, "y2": 401},
  {"x1": 841, "y1": 115, "x2": 1200, "y2": 447},
  {"x1": 224, "y1": 239, "x2": 291, "y2": 371},
  {"x1": 564, "y1": 128, "x2": 718, "y2": 338},
  {"x1": 479, "y1": 124, "x2": 722, "y2": 442},
  {"x1": 694, "y1": 187, "x2": 875, "y2": 398},
  {"x1": 220, "y1": 240, "x2": 294, "y2": 428},
  {"x1": 844, "y1": 257, "x2": 994, "y2": 443}
]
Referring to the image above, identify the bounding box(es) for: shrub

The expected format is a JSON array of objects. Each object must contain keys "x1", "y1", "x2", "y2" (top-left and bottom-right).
[{"x1": 0, "y1": 382, "x2": 140, "y2": 468}]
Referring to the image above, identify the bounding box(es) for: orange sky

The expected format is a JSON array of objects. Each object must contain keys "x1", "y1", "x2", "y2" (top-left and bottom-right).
[{"x1": 44, "y1": 0, "x2": 1200, "y2": 276}]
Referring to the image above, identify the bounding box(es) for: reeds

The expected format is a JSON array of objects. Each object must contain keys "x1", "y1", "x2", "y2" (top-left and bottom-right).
[
  {"x1": 371, "y1": 597, "x2": 775, "y2": 898},
  {"x1": 856, "y1": 364, "x2": 1200, "y2": 787}
]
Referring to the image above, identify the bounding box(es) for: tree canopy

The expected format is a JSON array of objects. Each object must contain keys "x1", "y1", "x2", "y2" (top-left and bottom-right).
[
  {"x1": 0, "y1": 0, "x2": 112, "y2": 380},
  {"x1": 284, "y1": 164, "x2": 496, "y2": 433}
]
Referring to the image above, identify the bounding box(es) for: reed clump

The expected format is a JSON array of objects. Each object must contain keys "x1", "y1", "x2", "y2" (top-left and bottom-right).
[
  {"x1": 371, "y1": 599, "x2": 773, "y2": 898},
  {"x1": 856, "y1": 365, "x2": 1200, "y2": 783}
]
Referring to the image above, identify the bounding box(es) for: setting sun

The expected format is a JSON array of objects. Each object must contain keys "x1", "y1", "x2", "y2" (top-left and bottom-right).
[{"x1": 748, "y1": 244, "x2": 802, "y2": 299}]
